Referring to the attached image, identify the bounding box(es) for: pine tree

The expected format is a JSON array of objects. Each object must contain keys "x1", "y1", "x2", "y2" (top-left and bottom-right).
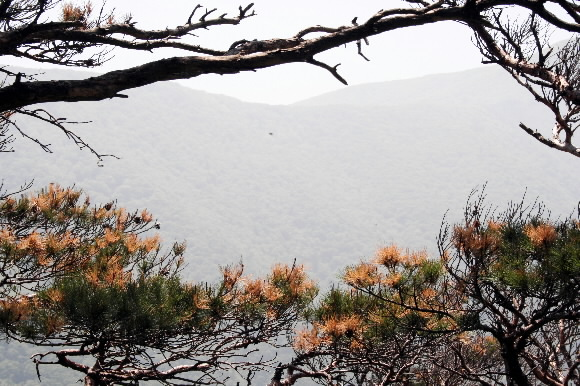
[
  {"x1": 284, "y1": 192, "x2": 580, "y2": 385},
  {"x1": 0, "y1": 185, "x2": 317, "y2": 385}
]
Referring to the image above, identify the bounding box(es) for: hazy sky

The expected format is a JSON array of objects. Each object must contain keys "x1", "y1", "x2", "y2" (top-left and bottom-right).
[{"x1": 6, "y1": 1, "x2": 573, "y2": 104}]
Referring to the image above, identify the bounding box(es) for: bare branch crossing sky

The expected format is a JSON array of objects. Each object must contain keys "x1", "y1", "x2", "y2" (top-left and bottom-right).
[
  {"x1": 4, "y1": 1, "x2": 573, "y2": 104},
  {"x1": 114, "y1": 0, "x2": 485, "y2": 104}
]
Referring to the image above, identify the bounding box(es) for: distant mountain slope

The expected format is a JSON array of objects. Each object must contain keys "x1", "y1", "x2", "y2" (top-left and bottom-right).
[
  {"x1": 2, "y1": 65, "x2": 577, "y2": 280},
  {"x1": 294, "y1": 66, "x2": 524, "y2": 108},
  {"x1": 1, "y1": 64, "x2": 579, "y2": 385}
]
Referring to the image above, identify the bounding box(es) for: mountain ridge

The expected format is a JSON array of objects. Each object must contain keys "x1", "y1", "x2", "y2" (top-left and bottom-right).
[{"x1": 293, "y1": 66, "x2": 525, "y2": 107}]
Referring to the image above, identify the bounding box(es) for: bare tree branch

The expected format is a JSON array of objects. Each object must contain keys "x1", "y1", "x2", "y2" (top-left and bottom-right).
[{"x1": 0, "y1": 0, "x2": 579, "y2": 156}]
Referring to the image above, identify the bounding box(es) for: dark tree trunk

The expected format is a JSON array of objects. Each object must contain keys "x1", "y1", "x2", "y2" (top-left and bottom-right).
[
  {"x1": 84, "y1": 375, "x2": 112, "y2": 386},
  {"x1": 84, "y1": 375, "x2": 98, "y2": 386},
  {"x1": 501, "y1": 343, "x2": 530, "y2": 386}
]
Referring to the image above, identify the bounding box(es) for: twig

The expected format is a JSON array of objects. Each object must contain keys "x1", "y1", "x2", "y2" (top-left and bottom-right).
[{"x1": 306, "y1": 58, "x2": 348, "y2": 85}]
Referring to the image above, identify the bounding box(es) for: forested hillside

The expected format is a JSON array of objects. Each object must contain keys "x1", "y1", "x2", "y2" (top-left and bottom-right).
[
  {"x1": 1, "y1": 65, "x2": 579, "y2": 384},
  {"x1": 4, "y1": 65, "x2": 578, "y2": 279}
]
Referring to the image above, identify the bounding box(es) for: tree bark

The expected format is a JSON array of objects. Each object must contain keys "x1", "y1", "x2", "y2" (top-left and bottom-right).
[
  {"x1": 84, "y1": 375, "x2": 100, "y2": 386},
  {"x1": 501, "y1": 342, "x2": 530, "y2": 386}
]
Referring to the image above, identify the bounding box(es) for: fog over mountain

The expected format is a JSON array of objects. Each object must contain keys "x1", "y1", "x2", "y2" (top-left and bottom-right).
[{"x1": 1, "y1": 64, "x2": 579, "y2": 384}]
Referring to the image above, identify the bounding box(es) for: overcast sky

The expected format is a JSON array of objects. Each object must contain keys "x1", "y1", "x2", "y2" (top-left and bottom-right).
[{"x1": 6, "y1": 1, "x2": 573, "y2": 104}]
